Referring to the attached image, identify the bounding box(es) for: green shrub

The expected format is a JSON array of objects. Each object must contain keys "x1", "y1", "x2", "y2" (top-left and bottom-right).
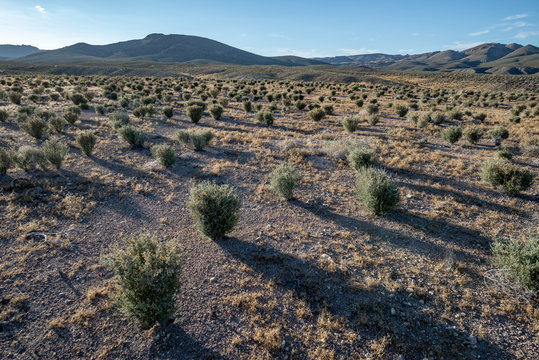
[
  {"x1": 488, "y1": 126, "x2": 509, "y2": 140},
  {"x1": 367, "y1": 115, "x2": 379, "y2": 126},
  {"x1": 176, "y1": 129, "x2": 190, "y2": 144},
  {"x1": 109, "y1": 112, "x2": 131, "y2": 129},
  {"x1": 270, "y1": 163, "x2": 301, "y2": 200},
  {"x1": 105, "y1": 233, "x2": 182, "y2": 328},
  {"x1": 366, "y1": 104, "x2": 379, "y2": 115},
  {"x1": 474, "y1": 113, "x2": 487, "y2": 121},
  {"x1": 295, "y1": 101, "x2": 307, "y2": 110},
  {"x1": 256, "y1": 111, "x2": 274, "y2": 126},
  {"x1": 218, "y1": 98, "x2": 229, "y2": 107},
  {"x1": 190, "y1": 131, "x2": 214, "y2": 151},
  {"x1": 209, "y1": 104, "x2": 224, "y2": 120},
  {"x1": 441, "y1": 126, "x2": 462, "y2": 144},
  {"x1": 76, "y1": 131, "x2": 97, "y2": 156},
  {"x1": 21, "y1": 117, "x2": 47, "y2": 139},
  {"x1": 492, "y1": 233, "x2": 539, "y2": 291},
  {"x1": 117, "y1": 125, "x2": 145, "y2": 148},
  {"x1": 42, "y1": 139, "x2": 68, "y2": 169},
  {"x1": 49, "y1": 116, "x2": 67, "y2": 133},
  {"x1": 355, "y1": 167, "x2": 400, "y2": 215},
  {"x1": 14, "y1": 146, "x2": 46, "y2": 171},
  {"x1": 448, "y1": 109, "x2": 463, "y2": 120},
  {"x1": 463, "y1": 126, "x2": 483, "y2": 144},
  {"x1": 341, "y1": 115, "x2": 359, "y2": 133},
  {"x1": 186, "y1": 104, "x2": 204, "y2": 124},
  {"x1": 163, "y1": 106, "x2": 174, "y2": 119},
  {"x1": 355, "y1": 99, "x2": 364, "y2": 108},
  {"x1": 243, "y1": 100, "x2": 252, "y2": 112},
  {"x1": 431, "y1": 112, "x2": 445, "y2": 124},
  {"x1": 64, "y1": 106, "x2": 81, "y2": 124},
  {"x1": 322, "y1": 105, "x2": 334, "y2": 115},
  {"x1": 0, "y1": 109, "x2": 8, "y2": 122},
  {"x1": 151, "y1": 144, "x2": 176, "y2": 167},
  {"x1": 394, "y1": 104, "x2": 408, "y2": 117},
  {"x1": 347, "y1": 144, "x2": 376, "y2": 171},
  {"x1": 70, "y1": 93, "x2": 88, "y2": 106},
  {"x1": 497, "y1": 148, "x2": 513, "y2": 160},
  {"x1": 308, "y1": 108, "x2": 326, "y2": 122},
  {"x1": 481, "y1": 159, "x2": 534, "y2": 195},
  {"x1": 187, "y1": 181, "x2": 241, "y2": 240},
  {"x1": 0, "y1": 148, "x2": 13, "y2": 174},
  {"x1": 8, "y1": 92, "x2": 22, "y2": 105}
]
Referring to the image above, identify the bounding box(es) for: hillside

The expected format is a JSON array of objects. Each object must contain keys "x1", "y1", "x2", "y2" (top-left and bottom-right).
[{"x1": 0, "y1": 45, "x2": 41, "y2": 60}]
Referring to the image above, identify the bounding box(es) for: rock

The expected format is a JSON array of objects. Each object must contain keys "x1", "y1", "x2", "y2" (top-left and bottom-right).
[{"x1": 391, "y1": 308, "x2": 396, "y2": 315}]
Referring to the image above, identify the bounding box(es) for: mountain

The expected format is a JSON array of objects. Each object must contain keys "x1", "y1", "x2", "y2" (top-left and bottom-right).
[
  {"x1": 315, "y1": 43, "x2": 539, "y2": 74},
  {"x1": 13, "y1": 34, "x2": 323, "y2": 66},
  {"x1": 0, "y1": 45, "x2": 42, "y2": 60}
]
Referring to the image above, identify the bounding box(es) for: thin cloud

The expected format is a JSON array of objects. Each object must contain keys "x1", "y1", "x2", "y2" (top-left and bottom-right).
[
  {"x1": 35, "y1": 5, "x2": 46, "y2": 14},
  {"x1": 504, "y1": 14, "x2": 527, "y2": 21},
  {"x1": 468, "y1": 29, "x2": 489, "y2": 36},
  {"x1": 515, "y1": 31, "x2": 539, "y2": 39},
  {"x1": 444, "y1": 41, "x2": 482, "y2": 50}
]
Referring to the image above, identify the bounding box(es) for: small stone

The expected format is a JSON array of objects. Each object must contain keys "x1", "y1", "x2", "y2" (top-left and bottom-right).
[{"x1": 391, "y1": 308, "x2": 396, "y2": 315}]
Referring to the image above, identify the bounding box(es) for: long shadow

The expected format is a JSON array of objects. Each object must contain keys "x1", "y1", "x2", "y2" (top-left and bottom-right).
[
  {"x1": 148, "y1": 323, "x2": 224, "y2": 360},
  {"x1": 216, "y1": 236, "x2": 515, "y2": 359}
]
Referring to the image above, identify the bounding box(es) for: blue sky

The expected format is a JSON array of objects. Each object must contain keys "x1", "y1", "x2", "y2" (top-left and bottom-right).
[{"x1": 0, "y1": 0, "x2": 538, "y2": 57}]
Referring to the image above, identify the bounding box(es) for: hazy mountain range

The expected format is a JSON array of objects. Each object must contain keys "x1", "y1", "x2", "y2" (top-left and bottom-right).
[{"x1": 1, "y1": 34, "x2": 537, "y2": 74}]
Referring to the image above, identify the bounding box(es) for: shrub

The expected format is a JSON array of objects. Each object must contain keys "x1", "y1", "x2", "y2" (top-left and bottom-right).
[
  {"x1": 42, "y1": 139, "x2": 68, "y2": 169},
  {"x1": 218, "y1": 98, "x2": 229, "y2": 107},
  {"x1": 322, "y1": 105, "x2": 334, "y2": 115},
  {"x1": 117, "y1": 125, "x2": 145, "y2": 148},
  {"x1": 448, "y1": 109, "x2": 463, "y2": 120},
  {"x1": 256, "y1": 111, "x2": 274, "y2": 126},
  {"x1": 0, "y1": 109, "x2": 8, "y2": 122},
  {"x1": 76, "y1": 131, "x2": 97, "y2": 156},
  {"x1": 64, "y1": 106, "x2": 81, "y2": 124},
  {"x1": 355, "y1": 99, "x2": 364, "y2": 108},
  {"x1": 21, "y1": 117, "x2": 47, "y2": 139},
  {"x1": 8, "y1": 92, "x2": 22, "y2": 105},
  {"x1": 14, "y1": 146, "x2": 46, "y2": 171},
  {"x1": 105, "y1": 233, "x2": 182, "y2": 328},
  {"x1": 151, "y1": 144, "x2": 176, "y2": 167},
  {"x1": 70, "y1": 93, "x2": 88, "y2": 106},
  {"x1": 163, "y1": 106, "x2": 174, "y2": 119},
  {"x1": 492, "y1": 233, "x2": 539, "y2": 291},
  {"x1": 176, "y1": 129, "x2": 190, "y2": 144},
  {"x1": 474, "y1": 113, "x2": 487, "y2": 121},
  {"x1": 270, "y1": 163, "x2": 301, "y2": 200},
  {"x1": 109, "y1": 112, "x2": 131, "y2": 129},
  {"x1": 367, "y1": 115, "x2": 379, "y2": 126},
  {"x1": 441, "y1": 126, "x2": 462, "y2": 144},
  {"x1": 209, "y1": 104, "x2": 224, "y2": 120},
  {"x1": 190, "y1": 131, "x2": 214, "y2": 151},
  {"x1": 347, "y1": 143, "x2": 376, "y2": 171},
  {"x1": 0, "y1": 148, "x2": 13, "y2": 174},
  {"x1": 463, "y1": 126, "x2": 483, "y2": 144},
  {"x1": 186, "y1": 104, "x2": 204, "y2": 124},
  {"x1": 295, "y1": 101, "x2": 307, "y2": 110},
  {"x1": 49, "y1": 116, "x2": 67, "y2": 132},
  {"x1": 488, "y1": 125, "x2": 509, "y2": 140},
  {"x1": 366, "y1": 104, "x2": 379, "y2": 115},
  {"x1": 243, "y1": 100, "x2": 252, "y2": 112},
  {"x1": 355, "y1": 167, "x2": 400, "y2": 215},
  {"x1": 481, "y1": 159, "x2": 534, "y2": 195},
  {"x1": 431, "y1": 112, "x2": 445, "y2": 124},
  {"x1": 308, "y1": 108, "x2": 326, "y2": 122},
  {"x1": 497, "y1": 148, "x2": 513, "y2": 160},
  {"x1": 394, "y1": 104, "x2": 408, "y2": 117},
  {"x1": 187, "y1": 181, "x2": 241, "y2": 240},
  {"x1": 341, "y1": 115, "x2": 359, "y2": 133}
]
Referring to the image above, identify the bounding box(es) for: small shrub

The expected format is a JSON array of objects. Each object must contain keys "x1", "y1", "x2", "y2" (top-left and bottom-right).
[
  {"x1": 64, "y1": 106, "x2": 81, "y2": 124},
  {"x1": 366, "y1": 104, "x2": 379, "y2": 116},
  {"x1": 209, "y1": 104, "x2": 224, "y2": 120},
  {"x1": 492, "y1": 233, "x2": 539, "y2": 291},
  {"x1": 14, "y1": 146, "x2": 46, "y2": 171},
  {"x1": 474, "y1": 113, "x2": 487, "y2": 121},
  {"x1": 497, "y1": 148, "x2": 513, "y2": 160},
  {"x1": 186, "y1": 104, "x2": 204, "y2": 124},
  {"x1": 176, "y1": 129, "x2": 190, "y2": 144},
  {"x1": 355, "y1": 167, "x2": 400, "y2": 215},
  {"x1": 463, "y1": 126, "x2": 483, "y2": 144},
  {"x1": 117, "y1": 125, "x2": 145, "y2": 148},
  {"x1": 308, "y1": 108, "x2": 326, "y2": 122},
  {"x1": 151, "y1": 144, "x2": 176, "y2": 167},
  {"x1": 109, "y1": 112, "x2": 131, "y2": 129},
  {"x1": 105, "y1": 233, "x2": 182, "y2": 328},
  {"x1": 21, "y1": 117, "x2": 47, "y2": 139},
  {"x1": 441, "y1": 126, "x2": 462, "y2": 144},
  {"x1": 431, "y1": 112, "x2": 445, "y2": 124},
  {"x1": 341, "y1": 115, "x2": 359, "y2": 133},
  {"x1": 190, "y1": 131, "x2": 214, "y2": 151},
  {"x1": 448, "y1": 109, "x2": 463, "y2": 120},
  {"x1": 270, "y1": 163, "x2": 301, "y2": 200},
  {"x1": 8, "y1": 92, "x2": 22, "y2": 105},
  {"x1": 49, "y1": 116, "x2": 67, "y2": 132},
  {"x1": 481, "y1": 159, "x2": 534, "y2": 195},
  {"x1": 163, "y1": 106, "x2": 174, "y2": 119},
  {"x1": 295, "y1": 101, "x2": 307, "y2": 110},
  {"x1": 0, "y1": 148, "x2": 13, "y2": 174},
  {"x1": 256, "y1": 111, "x2": 274, "y2": 126},
  {"x1": 76, "y1": 131, "x2": 97, "y2": 156},
  {"x1": 347, "y1": 143, "x2": 376, "y2": 171},
  {"x1": 0, "y1": 109, "x2": 9, "y2": 122},
  {"x1": 367, "y1": 115, "x2": 379, "y2": 126},
  {"x1": 488, "y1": 126, "x2": 509, "y2": 144},
  {"x1": 187, "y1": 181, "x2": 241, "y2": 240},
  {"x1": 70, "y1": 93, "x2": 88, "y2": 106},
  {"x1": 394, "y1": 104, "x2": 408, "y2": 117},
  {"x1": 322, "y1": 105, "x2": 334, "y2": 115},
  {"x1": 243, "y1": 100, "x2": 252, "y2": 112},
  {"x1": 42, "y1": 139, "x2": 68, "y2": 169}
]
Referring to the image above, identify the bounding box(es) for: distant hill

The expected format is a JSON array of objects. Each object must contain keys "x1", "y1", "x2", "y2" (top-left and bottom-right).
[
  {"x1": 0, "y1": 45, "x2": 42, "y2": 60},
  {"x1": 13, "y1": 34, "x2": 323, "y2": 67},
  {"x1": 315, "y1": 43, "x2": 539, "y2": 74}
]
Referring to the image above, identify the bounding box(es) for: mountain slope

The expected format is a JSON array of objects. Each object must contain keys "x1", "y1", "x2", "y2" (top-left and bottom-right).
[{"x1": 0, "y1": 45, "x2": 42, "y2": 60}]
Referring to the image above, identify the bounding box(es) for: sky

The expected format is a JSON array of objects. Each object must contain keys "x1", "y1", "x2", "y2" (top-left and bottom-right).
[{"x1": 0, "y1": 0, "x2": 538, "y2": 57}]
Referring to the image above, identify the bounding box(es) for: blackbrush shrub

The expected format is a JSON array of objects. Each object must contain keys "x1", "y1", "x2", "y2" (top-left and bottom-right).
[
  {"x1": 64, "y1": 106, "x2": 81, "y2": 124},
  {"x1": 347, "y1": 143, "x2": 376, "y2": 171},
  {"x1": 187, "y1": 181, "x2": 241, "y2": 240},
  {"x1": 356, "y1": 167, "x2": 400, "y2": 215},
  {"x1": 209, "y1": 104, "x2": 224, "y2": 120},
  {"x1": 394, "y1": 104, "x2": 408, "y2": 117},
  {"x1": 190, "y1": 131, "x2": 214, "y2": 151},
  {"x1": 0, "y1": 109, "x2": 8, "y2": 122},
  {"x1": 308, "y1": 108, "x2": 326, "y2": 122},
  {"x1": 492, "y1": 233, "x2": 539, "y2": 291},
  {"x1": 367, "y1": 115, "x2": 379, "y2": 126},
  {"x1": 117, "y1": 125, "x2": 145, "y2": 148},
  {"x1": 176, "y1": 129, "x2": 190, "y2": 144},
  {"x1": 163, "y1": 106, "x2": 174, "y2": 119},
  {"x1": 355, "y1": 99, "x2": 364, "y2": 108},
  {"x1": 243, "y1": 100, "x2": 252, "y2": 112},
  {"x1": 105, "y1": 233, "x2": 182, "y2": 328},
  {"x1": 256, "y1": 111, "x2": 274, "y2": 126},
  {"x1": 295, "y1": 101, "x2": 307, "y2": 110},
  {"x1": 109, "y1": 111, "x2": 131, "y2": 129},
  {"x1": 70, "y1": 93, "x2": 88, "y2": 106},
  {"x1": 463, "y1": 126, "x2": 483, "y2": 144},
  {"x1": 488, "y1": 126, "x2": 509, "y2": 141},
  {"x1": 481, "y1": 159, "x2": 534, "y2": 195},
  {"x1": 218, "y1": 98, "x2": 229, "y2": 107},
  {"x1": 151, "y1": 144, "x2": 176, "y2": 167},
  {"x1": 14, "y1": 146, "x2": 46, "y2": 171},
  {"x1": 186, "y1": 104, "x2": 204, "y2": 124},
  {"x1": 322, "y1": 105, "x2": 334, "y2": 115},
  {"x1": 366, "y1": 104, "x2": 379, "y2": 116},
  {"x1": 42, "y1": 139, "x2": 68, "y2": 169},
  {"x1": 448, "y1": 109, "x2": 463, "y2": 120},
  {"x1": 431, "y1": 112, "x2": 445, "y2": 124},
  {"x1": 341, "y1": 115, "x2": 359, "y2": 133},
  {"x1": 270, "y1": 163, "x2": 301, "y2": 200},
  {"x1": 474, "y1": 113, "x2": 487, "y2": 121},
  {"x1": 497, "y1": 147, "x2": 513, "y2": 160},
  {"x1": 49, "y1": 116, "x2": 67, "y2": 133},
  {"x1": 0, "y1": 148, "x2": 13, "y2": 174},
  {"x1": 8, "y1": 92, "x2": 21, "y2": 105},
  {"x1": 76, "y1": 131, "x2": 96, "y2": 156},
  {"x1": 21, "y1": 117, "x2": 47, "y2": 139},
  {"x1": 441, "y1": 126, "x2": 462, "y2": 144}
]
